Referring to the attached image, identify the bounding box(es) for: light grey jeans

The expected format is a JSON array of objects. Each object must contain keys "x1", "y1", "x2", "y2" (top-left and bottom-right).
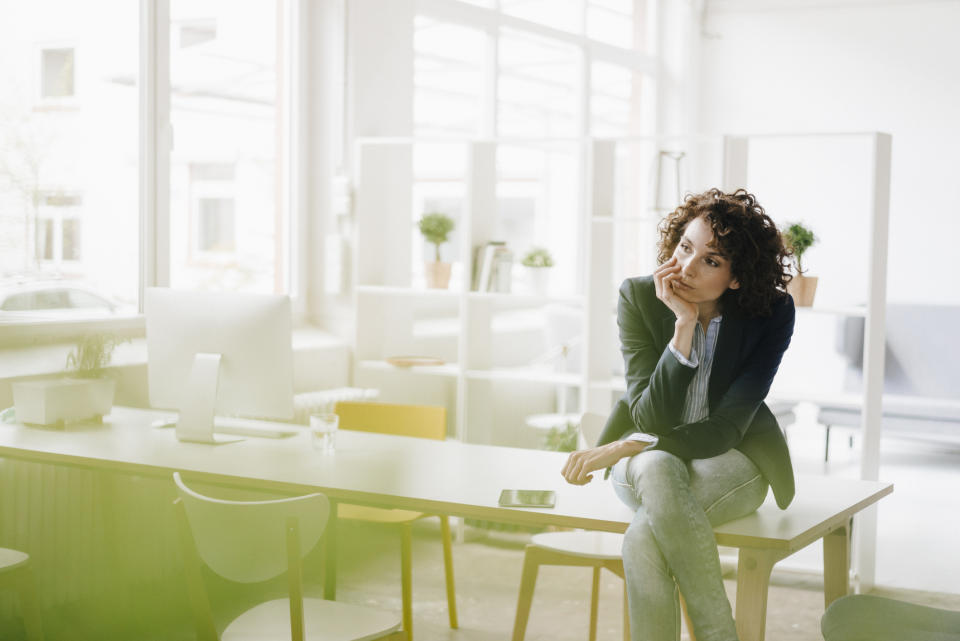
[{"x1": 611, "y1": 448, "x2": 769, "y2": 641}]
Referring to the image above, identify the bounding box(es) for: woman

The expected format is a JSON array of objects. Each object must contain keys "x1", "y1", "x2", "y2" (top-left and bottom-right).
[{"x1": 561, "y1": 188, "x2": 796, "y2": 641}]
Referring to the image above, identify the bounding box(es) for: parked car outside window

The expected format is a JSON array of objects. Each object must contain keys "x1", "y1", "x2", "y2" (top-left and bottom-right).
[{"x1": 0, "y1": 281, "x2": 131, "y2": 321}]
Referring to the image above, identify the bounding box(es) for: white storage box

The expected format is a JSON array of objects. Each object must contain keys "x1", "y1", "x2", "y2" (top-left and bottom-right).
[{"x1": 12, "y1": 378, "x2": 116, "y2": 426}]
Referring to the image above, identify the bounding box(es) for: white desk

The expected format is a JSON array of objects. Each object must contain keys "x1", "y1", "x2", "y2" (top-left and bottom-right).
[{"x1": 0, "y1": 407, "x2": 892, "y2": 641}]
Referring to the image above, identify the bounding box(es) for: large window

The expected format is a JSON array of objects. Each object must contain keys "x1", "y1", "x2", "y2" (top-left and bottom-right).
[
  {"x1": 413, "y1": 18, "x2": 485, "y2": 137},
  {"x1": 497, "y1": 29, "x2": 580, "y2": 138},
  {"x1": 168, "y1": 0, "x2": 291, "y2": 294},
  {"x1": 0, "y1": 0, "x2": 296, "y2": 326},
  {"x1": 411, "y1": 0, "x2": 653, "y2": 297},
  {"x1": 413, "y1": 1, "x2": 650, "y2": 140},
  {"x1": 0, "y1": 0, "x2": 139, "y2": 321}
]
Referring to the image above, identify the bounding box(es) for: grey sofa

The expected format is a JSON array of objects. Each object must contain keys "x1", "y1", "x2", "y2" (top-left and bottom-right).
[{"x1": 816, "y1": 304, "x2": 960, "y2": 459}]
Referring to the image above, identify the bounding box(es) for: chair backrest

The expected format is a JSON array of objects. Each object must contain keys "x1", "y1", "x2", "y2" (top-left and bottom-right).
[
  {"x1": 173, "y1": 472, "x2": 329, "y2": 584},
  {"x1": 334, "y1": 401, "x2": 446, "y2": 440},
  {"x1": 579, "y1": 412, "x2": 607, "y2": 448}
]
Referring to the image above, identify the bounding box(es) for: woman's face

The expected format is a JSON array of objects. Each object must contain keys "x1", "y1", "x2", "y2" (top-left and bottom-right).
[{"x1": 670, "y1": 216, "x2": 740, "y2": 305}]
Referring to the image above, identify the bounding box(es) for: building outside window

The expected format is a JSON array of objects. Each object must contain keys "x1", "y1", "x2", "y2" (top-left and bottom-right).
[
  {"x1": 168, "y1": 0, "x2": 291, "y2": 295},
  {"x1": 0, "y1": 1, "x2": 295, "y2": 324},
  {"x1": 34, "y1": 192, "x2": 83, "y2": 267},
  {"x1": 189, "y1": 163, "x2": 236, "y2": 257},
  {"x1": 0, "y1": 1, "x2": 138, "y2": 321},
  {"x1": 40, "y1": 47, "x2": 75, "y2": 99},
  {"x1": 196, "y1": 197, "x2": 236, "y2": 253}
]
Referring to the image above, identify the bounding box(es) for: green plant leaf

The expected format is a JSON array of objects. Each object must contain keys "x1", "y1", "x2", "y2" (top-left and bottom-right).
[
  {"x1": 521, "y1": 246, "x2": 554, "y2": 268},
  {"x1": 65, "y1": 334, "x2": 124, "y2": 379},
  {"x1": 418, "y1": 212, "x2": 456, "y2": 262},
  {"x1": 543, "y1": 422, "x2": 578, "y2": 452},
  {"x1": 783, "y1": 222, "x2": 817, "y2": 273}
]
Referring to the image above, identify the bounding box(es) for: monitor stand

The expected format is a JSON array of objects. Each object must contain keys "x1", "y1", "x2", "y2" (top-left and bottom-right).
[{"x1": 176, "y1": 353, "x2": 241, "y2": 444}]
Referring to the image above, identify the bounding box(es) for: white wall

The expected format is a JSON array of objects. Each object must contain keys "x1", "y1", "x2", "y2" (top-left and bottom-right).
[{"x1": 698, "y1": 0, "x2": 960, "y2": 305}]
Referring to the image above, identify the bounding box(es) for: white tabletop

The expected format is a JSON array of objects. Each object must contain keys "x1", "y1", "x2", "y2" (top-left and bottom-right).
[{"x1": 0, "y1": 406, "x2": 891, "y2": 550}]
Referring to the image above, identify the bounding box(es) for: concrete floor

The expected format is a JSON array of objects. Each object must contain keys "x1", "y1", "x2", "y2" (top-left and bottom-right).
[
  {"x1": 782, "y1": 403, "x2": 960, "y2": 594},
  {"x1": 334, "y1": 518, "x2": 959, "y2": 641}
]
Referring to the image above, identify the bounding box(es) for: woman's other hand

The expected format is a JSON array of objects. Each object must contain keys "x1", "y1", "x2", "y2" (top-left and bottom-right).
[
  {"x1": 653, "y1": 257, "x2": 697, "y2": 324},
  {"x1": 561, "y1": 440, "x2": 649, "y2": 485}
]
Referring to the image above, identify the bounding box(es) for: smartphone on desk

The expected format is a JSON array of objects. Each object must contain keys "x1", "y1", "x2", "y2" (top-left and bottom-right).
[{"x1": 498, "y1": 489, "x2": 557, "y2": 509}]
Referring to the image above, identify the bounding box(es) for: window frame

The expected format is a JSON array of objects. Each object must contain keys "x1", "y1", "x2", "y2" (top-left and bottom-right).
[{"x1": 414, "y1": 0, "x2": 655, "y2": 137}]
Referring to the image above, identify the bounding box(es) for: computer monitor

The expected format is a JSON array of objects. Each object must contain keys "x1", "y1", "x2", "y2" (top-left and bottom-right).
[{"x1": 145, "y1": 288, "x2": 294, "y2": 441}]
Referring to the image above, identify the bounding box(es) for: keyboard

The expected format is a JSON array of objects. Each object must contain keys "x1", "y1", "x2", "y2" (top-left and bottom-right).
[
  {"x1": 150, "y1": 415, "x2": 298, "y2": 439},
  {"x1": 213, "y1": 416, "x2": 299, "y2": 439}
]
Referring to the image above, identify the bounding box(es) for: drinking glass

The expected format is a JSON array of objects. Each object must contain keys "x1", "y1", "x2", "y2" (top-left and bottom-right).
[{"x1": 310, "y1": 413, "x2": 339, "y2": 452}]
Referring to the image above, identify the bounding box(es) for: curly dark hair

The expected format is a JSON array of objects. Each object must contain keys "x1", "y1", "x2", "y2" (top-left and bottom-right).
[{"x1": 656, "y1": 188, "x2": 793, "y2": 317}]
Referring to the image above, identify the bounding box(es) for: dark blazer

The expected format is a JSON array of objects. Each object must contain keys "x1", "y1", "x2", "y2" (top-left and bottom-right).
[{"x1": 598, "y1": 275, "x2": 797, "y2": 509}]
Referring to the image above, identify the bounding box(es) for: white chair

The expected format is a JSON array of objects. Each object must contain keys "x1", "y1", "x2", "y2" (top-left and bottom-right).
[
  {"x1": 511, "y1": 529, "x2": 629, "y2": 641},
  {"x1": 172, "y1": 472, "x2": 404, "y2": 641},
  {"x1": 0, "y1": 547, "x2": 44, "y2": 641},
  {"x1": 511, "y1": 412, "x2": 630, "y2": 641},
  {"x1": 510, "y1": 412, "x2": 696, "y2": 641}
]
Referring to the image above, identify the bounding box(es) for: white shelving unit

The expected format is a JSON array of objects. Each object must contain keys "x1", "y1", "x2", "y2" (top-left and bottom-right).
[
  {"x1": 352, "y1": 134, "x2": 891, "y2": 587},
  {"x1": 726, "y1": 133, "x2": 891, "y2": 590},
  {"x1": 353, "y1": 138, "x2": 600, "y2": 446},
  {"x1": 709, "y1": 133, "x2": 890, "y2": 590}
]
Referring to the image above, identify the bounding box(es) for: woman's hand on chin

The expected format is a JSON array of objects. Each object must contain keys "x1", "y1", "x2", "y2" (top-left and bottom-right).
[
  {"x1": 653, "y1": 257, "x2": 698, "y2": 324},
  {"x1": 561, "y1": 441, "x2": 649, "y2": 485}
]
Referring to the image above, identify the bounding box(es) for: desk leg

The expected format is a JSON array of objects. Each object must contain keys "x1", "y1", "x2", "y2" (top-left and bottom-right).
[
  {"x1": 323, "y1": 500, "x2": 338, "y2": 600},
  {"x1": 823, "y1": 522, "x2": 851, "y2": 608},
  {"x1": 735, "y1": 548, "x2": 784, "y2": 641}
]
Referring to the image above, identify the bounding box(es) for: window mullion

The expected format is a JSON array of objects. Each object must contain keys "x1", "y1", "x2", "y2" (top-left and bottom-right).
[
  {"x1": 288, "y1": 0, "x2": 309, "y2": 316},
  {"x1": 484, "y1": 26, "x2": 498, "y2": 137},
  {"x1": 140, "y1": 0, "x2": 170, "y2": 309}
]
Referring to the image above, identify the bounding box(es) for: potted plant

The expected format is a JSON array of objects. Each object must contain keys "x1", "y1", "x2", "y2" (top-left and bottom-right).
[
  {"x1": 521, "y1": 247, "x2": 554, "y2": 296},
  {"x1": 543, "y1": 420, "x2": 579, "y2": 452},
  {"x1": 418, "y1": 212, "x2": 456, "y2": 289},
  {"x1": 783, "y1": 221, "x2": 818, "y2": 306},
  {"x1": 13, "y1": 334, "x2": 123, "y2": 427}
]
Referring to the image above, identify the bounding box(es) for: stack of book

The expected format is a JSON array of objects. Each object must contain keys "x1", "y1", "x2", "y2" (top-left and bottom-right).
[{"x1": 472, "y1": 241, "x2": 513, "y2": 293}]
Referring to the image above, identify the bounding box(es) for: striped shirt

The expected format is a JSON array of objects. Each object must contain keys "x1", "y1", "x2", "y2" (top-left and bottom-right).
[
  {"x1": 673, "y1": 315, "x2": 723, "y2": 423},
  {"x1": 624, "y1": 315, "x2": 722, "y2": 446}
]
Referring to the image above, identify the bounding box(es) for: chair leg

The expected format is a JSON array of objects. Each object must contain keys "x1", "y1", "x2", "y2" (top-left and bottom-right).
[
  {"x1": 438, "y1": 515, "x2": 459, "y2": 629},
  {"x1": 400, "y1": 523, "x2": 414, "y2": 641},
  {"x1": 323, "y1": 500, "x2": 338, "y2": 600},
  {"x1": 589, "y1": 566, "x2": 601, "y2": 641},
  {"x1": 17, "y1": 564, "x2": 44, "y2": 641},
  {"x1": 824, "y1": 424, "x2": 831, "y2": 462},
  {"x1": 511, "y1": 546, "x2": 541, "y2": 641},
  {"x1": 622, "y1": 582, "x2": 630, "y2": 641}
]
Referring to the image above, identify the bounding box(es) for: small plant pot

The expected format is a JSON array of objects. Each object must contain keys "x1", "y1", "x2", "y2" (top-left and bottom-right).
[
  {"x1": 787, "y1": 275, "x2": 818, "y2": 307},
  {"x1": 525, "y1": 267, "x2": 551, "y2": 296},
  {"x1": 425, "y1": 261, "x2": 452, "y2": 289},
  {"x1": 12, "y1": 378, "x2": 116, "y2": 427}
]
